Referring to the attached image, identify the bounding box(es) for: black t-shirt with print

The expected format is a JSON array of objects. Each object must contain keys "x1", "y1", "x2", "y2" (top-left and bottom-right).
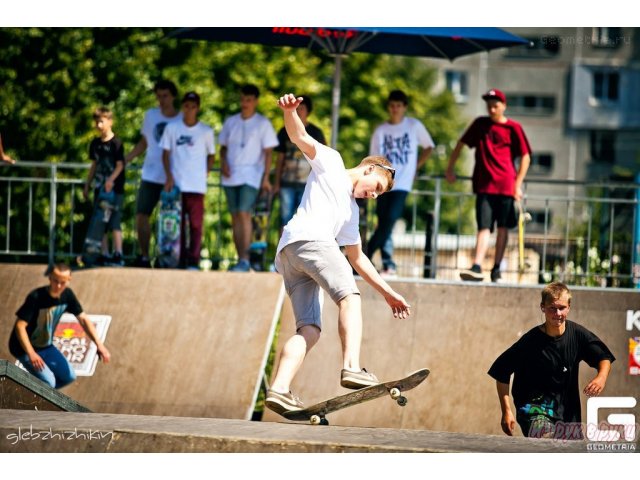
[
  {"x1": 89, "y1": 136, "x2": 126, "y2": 194},
  {"x1": 488, "y1": 320, "x2": 615, "y2": 424},
  {"x1": 275, "y1": 123, "x2": 326, "y2": 186},
  {"x1": 8, "y1": 286, "x2": 83, "y2": 357}
]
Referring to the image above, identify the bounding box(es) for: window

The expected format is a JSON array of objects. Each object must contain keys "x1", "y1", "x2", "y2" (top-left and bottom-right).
[
  {"x1": 592, "y1": 71, "x2": 619, "y2": 103},
  {"x1": 505, "y1": 36, "x2": 560, "y2": 58},
  {"x1": 445, "y1": 71, "x2": 468, "y2": 103},
  {"x1": 590, "y1": 130, "x2": 616, "y2": 164},
  {"x1": 528, "y1": 153, "x2": 554, "y2": 175},
  {"x1": 507, "y1": 94, "x2": 556, "y2": 116},
  {"x1": 591, "y1": 28, "x2": 623, "y2": 48}
]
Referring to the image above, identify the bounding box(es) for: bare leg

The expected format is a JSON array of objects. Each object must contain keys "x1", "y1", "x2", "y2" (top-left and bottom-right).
[
  {"x1": 270, "y1": 325, "x2": 321, "y2": 393},
  {"x1": 231, "y1": 212, "x2": 253, "y2": 261},
  {"x1": 494, "y1": 227, "x2": 509, "y2": 266},
  {"x1": 136, "y1": 213, "x2": 151, "y2": 257},
  {"x1": 101, "y1": 236, "x2": 109, "y2": 255},
  {"x1": 473, "y1": 228, "x2": 492, "y2": 266},
  {"x1": 338, "y1": 293, "x2": 363, "y2": 371},
  {"x1": 112, "y1": 229, "x2": 123, "y2": 254}
]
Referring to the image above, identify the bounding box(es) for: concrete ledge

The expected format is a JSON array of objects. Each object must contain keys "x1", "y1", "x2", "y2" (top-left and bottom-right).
[{"x1": 0, "y1": 410, "x2": 590, "y2": 453}]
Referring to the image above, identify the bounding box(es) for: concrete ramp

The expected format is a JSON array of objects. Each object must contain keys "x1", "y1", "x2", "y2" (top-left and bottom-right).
[
  {"x1": 0, "y1": 360, "x2": 91, "y2": 412},
  {"x1": 0, "y1": 265, "x2": 284, "y2": 420},
  {"x1": 0, "y1": 409, "x2": 590, "y2": 453},
  {"x1": 264, "y1": 280, "x2": 640, "y2": 435}
]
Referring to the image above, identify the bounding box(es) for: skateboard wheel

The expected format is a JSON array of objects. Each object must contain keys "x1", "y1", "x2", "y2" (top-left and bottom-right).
[
  {"x1": 397, "y1": 396, "x2": 408, "y2": 407},
  {"x1": 390, "y1": 388, "x2": 401, "y2": 399},
  {"x1": 310, "y1": 415, "x2": 322, "y2": 425},
  {"x1": 320, "y1": 418, "x2": 329, "y2": 426}
]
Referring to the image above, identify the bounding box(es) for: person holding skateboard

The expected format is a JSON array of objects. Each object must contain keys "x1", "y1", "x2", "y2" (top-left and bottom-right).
[
  {"x1": 83, "y1": 107, "x2": 126, "y2": 266},
  {"x1": 445, "y1": 89, "x2": 531, "y2": 283},
  {"x1": 265, "y1": 93, "x2": 411, "y2": 416},
  {"x1": 125, "y1": 80, "x2": 182, "y2": 268},
  {"x1": 218, "y1": 84, "x2": 279, "y2": 272},
  {"x1": 8, "y1": 263, "x2": 111, "y2": 389},
  {"x1": 160, "y1": 91, "x2": 215, "y2": 270},
  {"x1": 488, "y1": 282, "x2": 614, "y2": 439}
]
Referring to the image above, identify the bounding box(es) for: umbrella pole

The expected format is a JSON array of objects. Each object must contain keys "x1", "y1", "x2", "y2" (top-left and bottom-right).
[{"x1": 330, "y1": 54, "x2": 346, "y2": 149}]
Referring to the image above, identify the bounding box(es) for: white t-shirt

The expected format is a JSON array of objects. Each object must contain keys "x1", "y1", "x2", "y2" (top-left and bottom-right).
[
  {"x1": 218, "y1": 112, "x2": 279, "y2": 189},
  {"x1": 159, "y1": 120, "x2": 215, "y2": 194},
  {"x1": 276, "y1": 141, "x2": 361, "y2": 259},
  {"x1": 369, "y1": 117, "x2": 434, "y2": 192},
  {"x1": 140, "y1": 108, "x2": 183, "y2": 184}
]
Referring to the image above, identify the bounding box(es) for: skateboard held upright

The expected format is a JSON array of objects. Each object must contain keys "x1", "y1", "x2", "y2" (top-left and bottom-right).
[
  {"x1": 249, "y1": 191, "x2": 273, "y2": 271},
  {"x1": 78, "y1": 187, "x2": 116, "y2": 267},
  {"x1": 283, "y1": 368, "x2": 430, "y2": 425},
  {"x1": 517, "y1": 201, "x2": 532, "y2": 282},
  {"x1": 156, "y1": 187, "x2": 181, "y2": 268}
]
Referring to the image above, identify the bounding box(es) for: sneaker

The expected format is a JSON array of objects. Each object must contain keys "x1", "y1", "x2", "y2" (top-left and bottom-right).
[
  {"x1": 96, "y1": 254, "x2": 111, "y2": 267},
  {"x1": 110, "y1": 252, "x2": 125, "y2": 267},
  {"x1": 132, "y1": 255, "x2": 151, "y2": 268},
  {"x1": 228, "y1": 259, "x2": 250, "y2": 272},
  {"x1": 340, "y1": 368, "x2": 379, "y2": 389},
  {"x1": 264, "y1": 389, "x2": 304, "y2": 416},
  {"x1": 380, "y1": 267, "x2": 397, "y2": 279},
  {"x1": 460, "y1": 264, "x2": 484, "y2": 282},
  {"x1": 490, "y1": 266, "x2": 502, "y2": 283}
]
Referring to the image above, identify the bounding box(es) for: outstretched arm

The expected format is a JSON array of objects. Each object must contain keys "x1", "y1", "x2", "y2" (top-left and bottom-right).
[
  {"x1": 277, "y1": 94, "x2": 316, "y2": 159},
  {"x1": 77, "y1": 312, "x2": 111, "y2": 364},
  {"x1": 496, "y1": 380, "x2": 516, "y2": 436},
  {"x1": 344, "y1": 244, "x2": 411, "y2": 319}
]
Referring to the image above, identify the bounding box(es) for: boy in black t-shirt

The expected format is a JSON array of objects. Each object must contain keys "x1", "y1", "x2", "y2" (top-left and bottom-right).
[
  {"x1": 83, "y1": 107, "x2": 126, "y2": 266},
  {"x1": 8, "y1": 263, "x2": 111, "y2": 389},
  {"x1": 488, "y1": 282, "x2": 614, "y2": 439}
]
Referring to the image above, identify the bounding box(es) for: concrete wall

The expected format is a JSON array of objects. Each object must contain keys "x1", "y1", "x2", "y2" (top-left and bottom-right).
[
  {"x1": 0, "y1": 264, "x2": 284, "y2": 420},
  {"x1": 2, "y1": 265, "x2": 637, "y2": 436},
  {"x1": 264, "y1": 280, "x2": 640, "y2": 435}
]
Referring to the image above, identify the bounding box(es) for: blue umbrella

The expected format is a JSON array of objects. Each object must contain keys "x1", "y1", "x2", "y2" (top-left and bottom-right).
[{"x1": 174, "y1": 27, "x2": 529, "y2": 146}]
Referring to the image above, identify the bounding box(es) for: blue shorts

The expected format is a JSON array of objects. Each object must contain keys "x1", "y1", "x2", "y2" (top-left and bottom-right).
[{"x1": 224, "y1": 184, "x2": 259, "y2": 214}]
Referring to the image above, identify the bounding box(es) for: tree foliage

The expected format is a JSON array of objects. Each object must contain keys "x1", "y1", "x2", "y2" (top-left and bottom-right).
[{"x1": 0, "y1": 27, "x2": 469, "y2": 264}]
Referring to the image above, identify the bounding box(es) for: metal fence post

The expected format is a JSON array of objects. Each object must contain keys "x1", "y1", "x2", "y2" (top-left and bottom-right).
[
  {"x1": 48, "y1": 164, "x2": 57, "y2": 266},
  {"x1": 431, "y1": 178, "x2": 442, "y2": 279}
]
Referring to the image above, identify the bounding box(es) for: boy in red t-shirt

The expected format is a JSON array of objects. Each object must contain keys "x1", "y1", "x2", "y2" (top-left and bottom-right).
[{"x1": 446, "y1": 89, "x2": 532, "y2": 282}]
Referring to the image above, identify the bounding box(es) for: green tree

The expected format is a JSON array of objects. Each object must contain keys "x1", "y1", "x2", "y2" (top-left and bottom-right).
[{"x1": 0, "y1": 27, "x2": 468, "y2": 265}]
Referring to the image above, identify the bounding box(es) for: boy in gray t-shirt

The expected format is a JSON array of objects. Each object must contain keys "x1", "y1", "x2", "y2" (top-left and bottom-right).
[{"x1": 265, "y1": 93, "x2": 412, "y2": 416}]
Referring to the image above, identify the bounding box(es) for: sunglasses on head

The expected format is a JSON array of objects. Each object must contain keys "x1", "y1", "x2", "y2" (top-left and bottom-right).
[{"x1": 374, "y1": 163, "x2": 396, "y2": 180}]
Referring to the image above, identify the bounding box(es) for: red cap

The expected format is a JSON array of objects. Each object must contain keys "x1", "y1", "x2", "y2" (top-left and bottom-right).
[{"x1": 482, "y1": 88, "x2": 506, "y2": 103}]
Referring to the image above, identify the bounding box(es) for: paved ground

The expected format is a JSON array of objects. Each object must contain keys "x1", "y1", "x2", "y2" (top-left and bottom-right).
[{"x1": 0, "y1": 409, "x2": 592, "y2": 453}]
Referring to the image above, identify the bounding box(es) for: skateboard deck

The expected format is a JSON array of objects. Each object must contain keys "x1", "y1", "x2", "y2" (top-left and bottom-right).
[
  {"x1": 249, "y1": 191, "x2": 273, "y2": 271},
  {"x1": 283, "y1": 368, "x2": 430, "y2": 425},
  {"x1": 156, "y1": 187, "x2": 181, "y2": 268},
  {"x1": 517, "y1": 201, "x2": 532, "y2": 282},
  {"x1": 79, "y1": 188, "x2": 116, "y2": 267}
]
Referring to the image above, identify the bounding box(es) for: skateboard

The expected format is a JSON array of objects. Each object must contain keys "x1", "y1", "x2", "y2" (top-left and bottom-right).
[
  {"x1": 283, "y1": 368, "x2": 430, "y2": 425},
  {"x1": 249, "y1": 191, "x2": 273, "y2": 271},
  {"x1": 517, "y1": 201, "x2": 532, "y2": 281},
  {"x1": 78, "y1": 187, "x2": 116, "y2": 267},
  {"x1": 156, "y1": 187, "x2": 181, "y2": 268}
]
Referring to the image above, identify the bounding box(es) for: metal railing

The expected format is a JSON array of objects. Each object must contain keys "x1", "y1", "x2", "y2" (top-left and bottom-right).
[{"x1": 2, "y1": 162, "x2": 639, "y2": 288}]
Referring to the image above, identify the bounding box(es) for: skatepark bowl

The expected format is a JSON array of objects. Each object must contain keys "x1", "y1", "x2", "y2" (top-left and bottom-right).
[{"x1": 1, "y1": 264, "x2": 638, "y2": 453}]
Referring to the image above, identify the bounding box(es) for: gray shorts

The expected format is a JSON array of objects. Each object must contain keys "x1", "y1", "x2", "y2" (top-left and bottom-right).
[{"x1": 277, "y1": 241, "x2": 360, "y2": 331}]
